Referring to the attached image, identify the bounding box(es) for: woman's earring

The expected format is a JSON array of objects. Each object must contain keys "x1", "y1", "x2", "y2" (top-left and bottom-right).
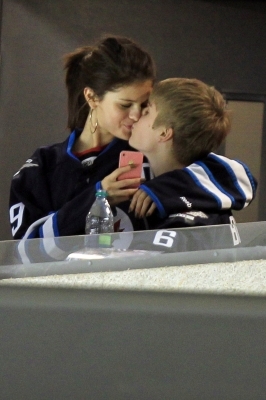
[{"x1": 89, "y1": 109, "x2": 98, "y2": 133}]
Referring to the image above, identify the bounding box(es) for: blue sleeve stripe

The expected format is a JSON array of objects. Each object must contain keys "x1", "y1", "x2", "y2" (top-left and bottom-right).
[
  {"x1": 40, "y1": 213, "x2": 58, "y2": 238},
  {"x1": 53, "y1": 212, "x2": 59, "y2": 237},
  {"x1": 27, "y1": 229, "x2": 38, "y2": 239},
  {"x1": 209, "y1": 153, "x2": 254, "y2": 206},
  {"x1": 208, "y1": 153, "x2": 245, "y2": 200},
  {"x1": 139, "y1": 184, "x2": 167, "y2": 218},
  {"x1": 22, "y1": 215, "x2": 50, "y2": 239},
  {"x1": 184, "y1": 167, "x2": 223, "y2": 209},
  {"x1": 234, "y1": 158, "x2": 257, "y2": 195},
  {"x1": 196, "y1": 160, "x2": 236, "y2": 206},
  {"x1": 39, "y1": 225, "x2": 44, "y2": 238}
]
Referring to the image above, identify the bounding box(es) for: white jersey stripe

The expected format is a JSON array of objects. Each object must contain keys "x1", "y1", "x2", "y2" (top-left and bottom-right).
[
  {"x1": 185, "y1": 163, "x2": 232, "y2": 209},
  {"x1": 18, "y1": 215, "x2": 67, "y2": 263},
  {"x1": 22, "y1": 215, "x2": 50, "y2": 239},
  {"x1": 18, "y1": 215, "x2": 51, "y2": 263},
  {"x1": 209, "y1": 153, "x2": 253, "y2": 207},
  {"x1": 41, "y1": 237, "x2": 68, "y2": 260},
  {"x1": 40, "y1": 215, "x2": 68, "y2": 260},
  {"x1": 41, "y1": 214, "x2": 56, "y2": 238}
]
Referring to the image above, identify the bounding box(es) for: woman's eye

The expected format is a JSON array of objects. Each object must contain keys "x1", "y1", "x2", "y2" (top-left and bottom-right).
[{"x1": 120, "y1": 104, "x2": 131, "y2": 109}]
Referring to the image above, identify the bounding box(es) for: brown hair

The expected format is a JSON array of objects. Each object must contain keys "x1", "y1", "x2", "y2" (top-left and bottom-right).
[
  {"x1": 150, "y1": 78, "x2": 231, "y2": 165},
  {"x1": 63, "y1": 35, "x2": 156, "y2": 131}
]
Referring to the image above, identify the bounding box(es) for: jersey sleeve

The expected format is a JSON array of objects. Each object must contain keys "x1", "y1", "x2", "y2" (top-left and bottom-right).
[
  {"x1": 139, "y1": 153, "x2": 257, "y2": 218},
  {"x1": 9, "y1": 136, "x2": 134, "y2": 241},
  {"x1": 9, "y1": 151, "x2": 97, "y2": 240}
]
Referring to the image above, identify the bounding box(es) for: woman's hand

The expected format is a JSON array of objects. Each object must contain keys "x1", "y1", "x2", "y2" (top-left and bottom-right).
[
  {"x1": 101, "y1": 165, "x2": 142, "y2": 206},
  {"x1": 129, "y1": 189, "x2": 157, "y2": 218}
]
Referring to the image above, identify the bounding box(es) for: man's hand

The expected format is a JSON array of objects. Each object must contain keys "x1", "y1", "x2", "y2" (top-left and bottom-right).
[{"x1": 129, "y1": 189, "x2": 157, "y2": 218}]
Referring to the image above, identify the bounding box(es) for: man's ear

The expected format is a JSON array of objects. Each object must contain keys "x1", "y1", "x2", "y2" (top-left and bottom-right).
[
  {"x1": 84, "y1": 87, "x2": 99, "y2": 108},
  {"x1": 160, "y1": 127, "x2": 174, "y2": 142}
]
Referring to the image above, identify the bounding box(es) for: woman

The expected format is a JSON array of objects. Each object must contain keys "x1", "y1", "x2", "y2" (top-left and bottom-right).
[
  {"x1": 9, "y1": 35, "x2": 256, "y2": 241},
  {"x1": 9, "y1": 35, "x2": 155, "y2": 239}
]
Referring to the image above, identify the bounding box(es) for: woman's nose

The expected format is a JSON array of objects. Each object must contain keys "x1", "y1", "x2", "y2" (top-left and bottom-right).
[{"x1": 129, "y1": 107, "x2": 141, "y2": 121}]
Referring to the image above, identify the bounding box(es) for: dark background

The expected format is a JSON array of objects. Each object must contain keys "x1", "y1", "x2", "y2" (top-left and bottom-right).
[{"x1": 0, "y1": 0, "x2": 266, "y2": 240}]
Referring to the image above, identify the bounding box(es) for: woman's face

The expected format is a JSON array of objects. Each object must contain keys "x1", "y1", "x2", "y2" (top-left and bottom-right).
[{"x1": 94, "y1": 80, "x2": 153, "y2": 140}]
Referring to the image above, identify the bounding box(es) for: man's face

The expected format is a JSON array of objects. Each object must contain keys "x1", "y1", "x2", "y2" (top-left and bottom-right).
[{"x1": 129, "y1": 101, "x2": 163, "y2": 154}]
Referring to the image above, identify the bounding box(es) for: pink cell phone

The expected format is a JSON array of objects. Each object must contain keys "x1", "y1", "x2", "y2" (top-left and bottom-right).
[{"x1": 118, "y1": 151, "x2": 143, "y2": 188}]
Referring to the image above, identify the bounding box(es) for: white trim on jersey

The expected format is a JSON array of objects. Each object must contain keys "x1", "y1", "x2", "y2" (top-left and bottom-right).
[
  {"x1": 17, "y1": 240, "x2": 31, "y2": 264},
  {"x1": 18, "y1": 215, "x2": 69, "y2": 263},
  {"x1": 41, "y1": 214, "x2": 57, "y2": 238},
  {"x1": 41, "y1": 237, "x2": 69, "y2": 261},
  {"x1": 18, "y1": 215, "x2": 51, "y2": 263},
  {"x1": 210, "y1": 153, "x2": 253, "y2": 207},
  {"x1": 39, "y1": 216, "x2": 68, "y2": 259},
  {"x1": 185, "y1": 164, "x2": 233, "y2": 209},
  {"x1": 23, "y1": 215, "x2": 51, "y2": 239}
]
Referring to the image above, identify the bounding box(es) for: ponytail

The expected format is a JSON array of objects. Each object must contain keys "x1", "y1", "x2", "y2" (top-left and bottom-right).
[{"x1": 63, "y1": 46, "x2": 93, "y2": 131}]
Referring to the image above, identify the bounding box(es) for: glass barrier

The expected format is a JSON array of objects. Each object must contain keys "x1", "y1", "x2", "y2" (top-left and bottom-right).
[{"x1": 1, "y1": 221, "x2": 266, "y2": 279}]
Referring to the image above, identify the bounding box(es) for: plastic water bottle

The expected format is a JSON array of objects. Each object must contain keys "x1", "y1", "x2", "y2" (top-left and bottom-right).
[{"x1": 85, "y1": 190, "x2": 114, "y2": 248}]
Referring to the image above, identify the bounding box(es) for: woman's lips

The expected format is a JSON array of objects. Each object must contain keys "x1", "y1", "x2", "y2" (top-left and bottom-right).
[{"x1": 123, "y1": 124, "x2": 133, "y2": 131}]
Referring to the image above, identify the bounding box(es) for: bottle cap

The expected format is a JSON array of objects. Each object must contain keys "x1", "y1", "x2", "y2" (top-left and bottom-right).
[{"x1": 95, "y1": 189, "x2": 108, "y2": 198}]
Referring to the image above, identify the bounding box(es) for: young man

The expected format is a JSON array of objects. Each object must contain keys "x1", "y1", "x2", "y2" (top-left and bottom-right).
[{"x1": 126, "y1": 77, "x2": 256, "y2": 230}]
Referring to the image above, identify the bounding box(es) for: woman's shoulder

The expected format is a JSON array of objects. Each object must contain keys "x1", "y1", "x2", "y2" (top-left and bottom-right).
[{"x1": 27, "y1": 133, "x2": 73, "y2": 169}]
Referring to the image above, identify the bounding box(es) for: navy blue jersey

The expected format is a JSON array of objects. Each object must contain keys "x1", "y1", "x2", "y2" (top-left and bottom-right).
[{"x1": 9, "y1": 130, "x2": 257, "y2": 240}]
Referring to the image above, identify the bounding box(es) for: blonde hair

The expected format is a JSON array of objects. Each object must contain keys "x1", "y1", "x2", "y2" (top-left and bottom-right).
[{"x1": 150, "y1": 78, "x2": 231, "y2": 165}]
